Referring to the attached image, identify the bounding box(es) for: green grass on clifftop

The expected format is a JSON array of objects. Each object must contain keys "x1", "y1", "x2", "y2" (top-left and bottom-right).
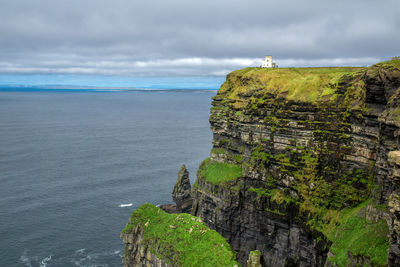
[
  {"x1": 219, "y1": 66, "x2": 365, "y2": 105},
  {"x1": 198, "y1": 158, "x2": 243, "y2": 184},
  {"x1": 122, "y1": 204, "x2": 239, "y2": 267},
  {"x1": 374, "y1": 58, "x2": 400, "y2": 70}
]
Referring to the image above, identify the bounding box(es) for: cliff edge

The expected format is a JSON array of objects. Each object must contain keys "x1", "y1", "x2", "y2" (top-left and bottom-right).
[
  {"x1": 123, "y1": 59, "x2": 400, "y2": 266},
  {"x1": 191, "y1": 59, "x2": 400, "y2": 266},
  {"x1": 121, "y1": 204, "x2": 238, "y2": 266}
]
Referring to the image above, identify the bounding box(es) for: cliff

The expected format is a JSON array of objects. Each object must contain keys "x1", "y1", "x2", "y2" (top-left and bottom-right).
[
  {"x1": 122, "y1": 59, "x2": 400, "y2": 266},
  {"x1": 121, "y1": 204, "x2": 239, "y2": 266},
  {"x1": 191, "y1": 59, "x2": 400, "y2": 266}
]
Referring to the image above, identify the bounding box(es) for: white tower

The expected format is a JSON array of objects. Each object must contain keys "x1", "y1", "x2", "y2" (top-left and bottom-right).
[{"x1": 261, "y1": 55, "x2": 276, "y2": 68}]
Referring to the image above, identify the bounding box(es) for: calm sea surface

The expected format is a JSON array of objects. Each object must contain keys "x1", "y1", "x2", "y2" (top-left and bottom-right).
[{"x1": 0, "y1": 90, "x2": 215, "y2": 266}]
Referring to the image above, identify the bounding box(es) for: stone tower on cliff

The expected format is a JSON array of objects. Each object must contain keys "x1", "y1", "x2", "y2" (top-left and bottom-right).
[{"x1": 261, "y1": 55, "x2": 277, "y2": 68}]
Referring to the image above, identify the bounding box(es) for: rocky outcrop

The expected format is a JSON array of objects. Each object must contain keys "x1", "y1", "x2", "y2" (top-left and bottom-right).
[
  {"x1": 158, "y1": 203, "x2": 180, "y2": 214},
  {"x1": 172, "y1": 165, "x2": 193, "y2": 213},
  {"x1": 121, "y1": 204, "x2": 239, "y2": 267},
  {"x1": 121, "y1": 224, "x2": 172, "y2": 267},
  {"x1": 247, "y1": 250, "x2": 262, "y2": 267},
  {"x1": 190, "y1": 59, "x2": 400, "y2": 266},
  {"x1": 159, "y1": 165, "x2": 193, "y2": 214}
]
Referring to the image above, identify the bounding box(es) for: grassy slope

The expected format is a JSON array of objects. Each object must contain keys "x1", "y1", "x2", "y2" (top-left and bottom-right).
[
  {"x1": 374, "y1": 58, "x2": 400, "y2": 70},
  {"x1": 219, "y1": 66, "x2": 365, "y2": 105},
  {"x1": 317, "y1": 200, "x2": 389, "y2": 266},
  {"x1": 122, "y1": 204, "x2": 239, "y2": 267},
  {"x1": 198, "y1": 158, "x2": 243, "y2": 185}
]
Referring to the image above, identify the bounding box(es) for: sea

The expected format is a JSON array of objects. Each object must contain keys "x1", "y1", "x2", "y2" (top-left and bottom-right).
[{"x1": 0, "y1": 88, "x2": 216, "y2": 266}]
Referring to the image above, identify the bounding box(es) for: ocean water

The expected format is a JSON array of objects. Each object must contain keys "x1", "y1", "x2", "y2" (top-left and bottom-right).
[
  {"x1": 0, "y1": 90, "x2": 215, "y2": 266},
  {"x1": 0, "y1": 74, "x2": 225, "y2": 90}
]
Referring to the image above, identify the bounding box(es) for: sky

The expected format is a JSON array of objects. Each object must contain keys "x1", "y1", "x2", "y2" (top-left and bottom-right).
[{"x1": 0, "y1": 0, "x2": 399, "y2": 80}]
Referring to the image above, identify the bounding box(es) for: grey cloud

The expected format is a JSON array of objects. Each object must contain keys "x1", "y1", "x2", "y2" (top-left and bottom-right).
[{"x1": 0, "y1": 0, "x2": 399, "y2": 76}]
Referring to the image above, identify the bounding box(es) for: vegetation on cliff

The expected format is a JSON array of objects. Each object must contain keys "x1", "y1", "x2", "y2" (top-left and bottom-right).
[
  {"x1": 122, "y1": 59, "x2": 399, "y2": 266},
  {"x1": 194, "y1": 59, "x2": 400, "y2": 265},
  {"x1": 218, "y1": 66, "x2": 365, "y2": 107},
  {"x1": 197, "y1": 158, "x2": 242, "y2": 185},
  {"x1": 323, "y1": 200, "x2": 389, "y2": 266},
  {"x1": 375, "y1": 58, "x2": 400, "y2": 71},
  {"x1": 122, "y1": 203, "x2": 239, "y2": 267}
]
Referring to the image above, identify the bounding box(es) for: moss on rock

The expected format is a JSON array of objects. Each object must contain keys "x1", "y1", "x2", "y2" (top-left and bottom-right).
[
  {"x1": 374, "y1": 58, "x2": 400, "y2": 71},
  {"x1": 325, "y1": 200, "x2": 389, "y2": 266}
]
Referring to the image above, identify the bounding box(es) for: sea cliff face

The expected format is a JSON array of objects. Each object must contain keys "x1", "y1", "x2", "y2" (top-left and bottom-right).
[
  {"x1": 122, "y1": 59, "x2": 400, "y2": 267},
  {"x1": 191, "y1": 60, "x2": 400, "y2": 266}
]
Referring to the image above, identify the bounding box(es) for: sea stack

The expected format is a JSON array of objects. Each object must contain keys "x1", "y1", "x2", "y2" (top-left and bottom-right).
[{"x1": 172, "y1": 165, "x2": 193, "y2": 213}]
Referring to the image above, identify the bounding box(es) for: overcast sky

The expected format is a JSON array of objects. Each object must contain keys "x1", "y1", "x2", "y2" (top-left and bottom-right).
[{"x1": 0, "y1": 0, "x2": 399, "y2": 77}]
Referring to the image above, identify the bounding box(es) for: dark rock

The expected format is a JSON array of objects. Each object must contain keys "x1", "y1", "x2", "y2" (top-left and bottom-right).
[
  {"x1": 158, "y1": 204, "x2": 180, "y2": 214},
  {"x1": 365, "y1": 64, "x2": 400, "y2": 105},
  {"x1": 192, "y1": 175, "x2": 329, "y2": 267},
  {"x1": 121, "y1": 224, "x2": 172, "y2": 267},
  {"x1": 172, "y1": 165, "x2": 193, "y2": 213}
]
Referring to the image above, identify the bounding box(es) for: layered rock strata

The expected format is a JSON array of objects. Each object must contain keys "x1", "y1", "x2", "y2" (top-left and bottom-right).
[
  {"x1": 122, "y1": 59, "x2": 400, "y2": 267},
  {"x1": 121, "y1": 224, "x2": 172, "y2": 267},
  {"x1": 191, "y1": 59, "x2": 400, "y2": 266}
]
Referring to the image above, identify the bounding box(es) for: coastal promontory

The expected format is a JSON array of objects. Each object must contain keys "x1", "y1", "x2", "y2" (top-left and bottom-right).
[{"x1": 122, "y1": 59, "x2": 400, "y2": 266}]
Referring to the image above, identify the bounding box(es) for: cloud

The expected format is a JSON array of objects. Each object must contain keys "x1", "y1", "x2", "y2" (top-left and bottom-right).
[
  {"x1": 0, "y1": 57, "x2": 260, "y2": 76},
  {"x1": 0, "y1": 0, "x2": 399, "y2": 76},
  {"x1": 0, "y1": 56, "x2": 382, "y2": 77}
]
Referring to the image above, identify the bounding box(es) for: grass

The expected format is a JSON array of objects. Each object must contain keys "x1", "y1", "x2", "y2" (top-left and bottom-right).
[
  {"x1": 211, "y1": 148, "x2": 227, "y2": 155},
  {"x1": 324, "y1": 200, "x2": 389, "y2": 266},
  {"x1": 393, "y1": 107, "x2": 400, "y2": 121},
  {"x1": 387, "y1": 106, "x2": 400, "y2": 123},
  {"x1": 235, "y1": 111, "x2": 243, "y2": 116},
  {"x1": 219, "y1": 66, "x2": 365, "y2": 104},
  {"x1": 198, "y1": 158, "x2": 242, "y2": 184},
  {"x1": 374, "y1": 58, "x2": 400, "y2": 70},
  {"x1": 122, "y1": 203, "x2": 239, "y2": 267},
  {"x1": 246, "y1": 143, "x2": 388, "y2": 265}
]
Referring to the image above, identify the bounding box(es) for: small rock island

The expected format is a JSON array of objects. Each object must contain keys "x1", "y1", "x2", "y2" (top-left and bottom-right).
[{"x1": 122, "y1": 58, "x2": 400, "y2": 266}]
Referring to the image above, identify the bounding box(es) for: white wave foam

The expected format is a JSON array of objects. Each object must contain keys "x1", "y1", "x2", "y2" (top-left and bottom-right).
[
  {"x1": 118, "y1": 203, "x2": 132, "y2": 207},
  {"x1": 75, "y1": 248, "x2": 86, "y2": 254},
  {"x1": 20, "y1": 250, "x2": 32, "y2": 267},
  {"x1": 20, "y1": 251, "x2": 52, "y2": 267},
  {"x1": 72, "y1": 248, "x2": 122, "y2": 266},
  {"x1": 40, "y1": 255, "x2": 52, "y2": 267}
]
